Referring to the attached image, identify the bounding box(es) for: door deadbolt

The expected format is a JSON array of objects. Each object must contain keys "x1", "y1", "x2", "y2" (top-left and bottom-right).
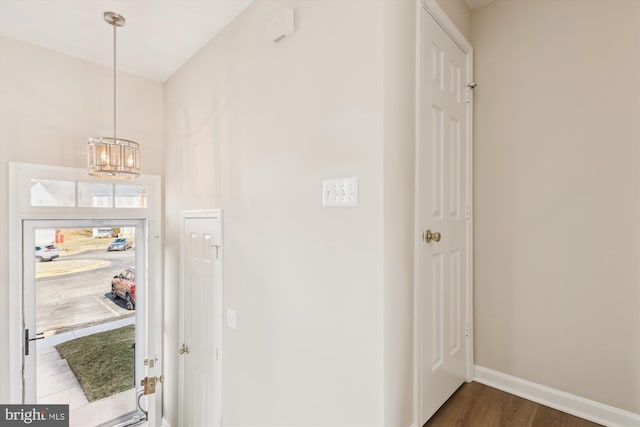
[{"x1": 423, "y1": 229, "x2": 441, "y2": 243}]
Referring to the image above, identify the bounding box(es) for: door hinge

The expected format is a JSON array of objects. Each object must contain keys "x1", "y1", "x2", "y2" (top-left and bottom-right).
[
  {"x1": 214, "y1": 244, "x2": 221, "y2": 259},
  {"x1": 216, "y1": 347, "x2": 219, "y2": 361},
  {"x1": 179, "y1": 343, "x2": 189, "y2": 355},
  {"x1": 465, "y1": 83, "x2": 477, "y2": 104},
  {"x1": 141, "y1": 375, "x2": 164, "y2": 395},
  {"x1": 465, "y1": 205, "x2": 472, "y2": 220},
  {"x1": 465, "y1": 321, "x2": 471, "y2": 337}
]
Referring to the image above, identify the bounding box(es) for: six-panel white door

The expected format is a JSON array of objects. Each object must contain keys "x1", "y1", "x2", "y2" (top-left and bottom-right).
[
  {"x1": 418, "y1": 5, "x2": 471, "y2": 424},
  {"x1": 179, "y1": 212, "x2": 223, "y2": 427}
]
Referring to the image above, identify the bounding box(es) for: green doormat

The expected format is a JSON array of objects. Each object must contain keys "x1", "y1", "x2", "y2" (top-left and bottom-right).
[{"x1": 56, "y1": 325, "x2": 135, "y2": 402}]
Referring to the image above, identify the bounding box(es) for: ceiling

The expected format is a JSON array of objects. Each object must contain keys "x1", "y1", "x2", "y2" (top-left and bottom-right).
[
  {"x1": 0, "y1": 0, "x2": 494, "y2": 82},
  {"x1": 0, "y1": 0, "x2": 254, "y2": 82}
]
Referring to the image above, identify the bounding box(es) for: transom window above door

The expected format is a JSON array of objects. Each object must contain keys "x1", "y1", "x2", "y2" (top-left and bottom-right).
[
  {"x1": 10, "y1": 162, "x2": 160, "y2": 219},
  {"x1": 30, "y1": 178, "x2": 147, "y2": 209}
]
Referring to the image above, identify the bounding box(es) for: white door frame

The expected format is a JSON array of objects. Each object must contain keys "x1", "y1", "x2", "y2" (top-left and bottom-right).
[
  {"x1": 8, "y1": 162, "x2": 163, "y2": 426},
  {"x1": 413, "y1": 0, "x2": 474, "y2": 424},
  {"x1": 179, "y1": 209, "x2": 223, "y2": 427}
]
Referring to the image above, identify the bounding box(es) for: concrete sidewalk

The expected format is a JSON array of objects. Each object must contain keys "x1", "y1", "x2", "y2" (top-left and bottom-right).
[{"x1": 37, "y1": 317, "x2": 138, "y2": 427}]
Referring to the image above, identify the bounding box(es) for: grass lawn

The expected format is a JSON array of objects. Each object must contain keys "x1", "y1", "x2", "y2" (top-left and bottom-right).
[{"x1": 56, "y1": 325, "x2": 135, "y2": 402}]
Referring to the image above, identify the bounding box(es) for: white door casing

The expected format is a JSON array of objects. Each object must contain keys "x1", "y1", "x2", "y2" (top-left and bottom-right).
[
  {"x1": 8, "y1": 162, "x2": 163, "y2": 426},
  {"x1": 179, "y1": 210, "x2": 223, "y2": 427},
  {"x1": 415, "y1": 1, "x2": 474, "y2": 424}
]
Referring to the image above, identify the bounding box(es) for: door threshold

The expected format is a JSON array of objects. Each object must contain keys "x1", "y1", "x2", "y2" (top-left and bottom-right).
[{"x1": 94, "y1": 410, "x2": 145, "y2": 427}]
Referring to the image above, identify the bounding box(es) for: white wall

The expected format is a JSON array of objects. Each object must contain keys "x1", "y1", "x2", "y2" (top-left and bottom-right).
[
  {"x1": 471, "y1": 0, "x2": 640, "y2": 413},
  {"x1": 0, "y1": 35, "x2": 164, "y2": 402},
  {"x1": 381, "y1": 1, "x2": 415, "y2": 427},
  {"x1": 164, "y1": 1, "x2": 384, "y2": 425},
  {"x1": 435, "y1": 0, "x2": 471, "y2": 40}
]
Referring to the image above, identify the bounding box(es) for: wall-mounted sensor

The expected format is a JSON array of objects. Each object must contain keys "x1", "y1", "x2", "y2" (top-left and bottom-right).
[{"x1": 268, "y1": 8, "x2": 295, "y2": 43}]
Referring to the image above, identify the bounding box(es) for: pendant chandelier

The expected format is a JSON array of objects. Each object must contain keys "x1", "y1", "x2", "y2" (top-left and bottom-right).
[{"x1": 87, "y1": 12, "x2": 141, "y2": 178}]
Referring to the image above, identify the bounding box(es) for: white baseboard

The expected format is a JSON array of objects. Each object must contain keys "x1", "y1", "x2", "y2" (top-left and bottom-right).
[
  {"x1": 474, "y1": 365, "x2": 640, "y2": 427},
  {"x1": 161, "y1": 419, "x2": 172, "y2": 427}
]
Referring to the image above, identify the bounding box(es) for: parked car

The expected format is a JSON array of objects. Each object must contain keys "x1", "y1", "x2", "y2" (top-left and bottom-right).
[
  {"x1": 111, "y1": 267, "x2": 136, "y2": 310},
  {"x1": 35, "y1": 244, "x2": 59, "y2": 262},
  {"x1": 108, "y1": 237, "x2": 132, "y2": 251}
]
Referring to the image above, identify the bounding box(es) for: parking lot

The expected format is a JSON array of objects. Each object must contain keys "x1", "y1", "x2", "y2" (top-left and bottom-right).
[{"x1": 36, "y1": 248, "x2": 136, "y2": 335}]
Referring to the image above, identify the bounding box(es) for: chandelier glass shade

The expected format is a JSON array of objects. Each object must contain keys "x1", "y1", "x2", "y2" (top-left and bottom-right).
[
  {"x1": 88, "y1": 12, "x2": 141, "y2": 178},
  {"x1": 87, "y1": 137, "x2": 140, "y2": 178}
]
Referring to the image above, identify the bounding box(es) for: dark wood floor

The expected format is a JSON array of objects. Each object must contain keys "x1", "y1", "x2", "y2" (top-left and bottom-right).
[{"x1": 424, "y1": 382, "x2": 603, "y2": 427}]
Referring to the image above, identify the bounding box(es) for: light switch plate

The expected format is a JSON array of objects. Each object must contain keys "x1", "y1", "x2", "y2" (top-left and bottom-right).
[{"x1": 322, "y1": 177, "x2": 358, "y2": 207}]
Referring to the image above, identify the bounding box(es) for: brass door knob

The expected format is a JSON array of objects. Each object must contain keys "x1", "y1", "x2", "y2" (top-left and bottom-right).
[{"x1": 423, "y1": 229, "x2": 441, "y2": 243}]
